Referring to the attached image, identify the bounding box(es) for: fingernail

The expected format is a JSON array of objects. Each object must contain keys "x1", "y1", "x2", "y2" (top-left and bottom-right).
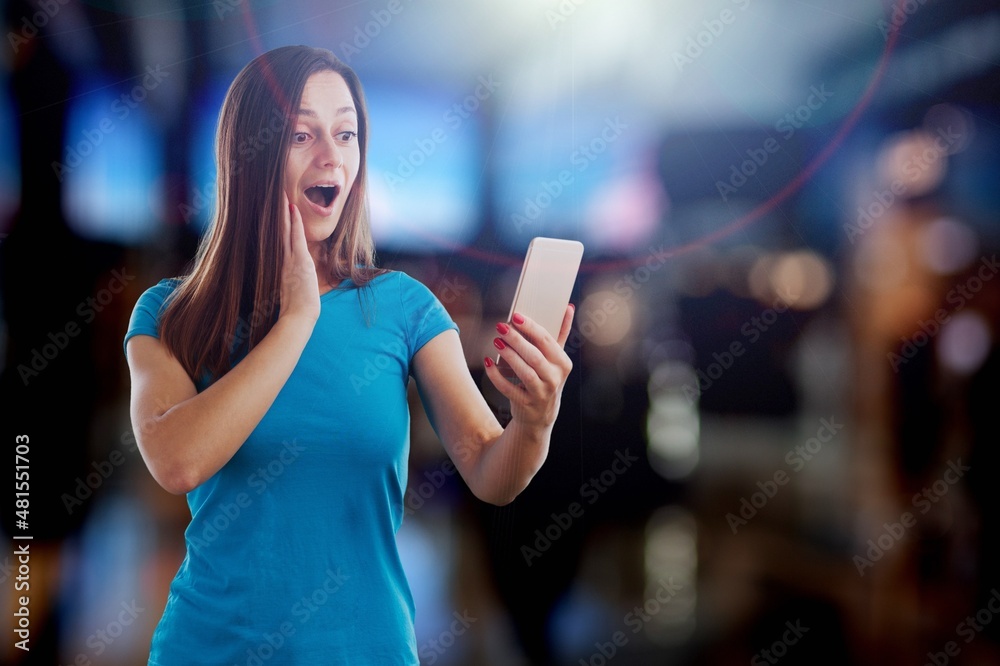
[
  {"x1": 484, "y1": 356, "x2": 493, "y2": 368},
  {"x1": 493, "y1": 337, "x2": 506, "y2": 351},
  {"x1": 568, "y1": 303, "x2": 575, "y2": 311},
  {"x1": 512, "y1": 313, "x2": 525, "y2": 325},
  {"x1": 496, "y1": 322, "x2": 509, "y2": 335}
]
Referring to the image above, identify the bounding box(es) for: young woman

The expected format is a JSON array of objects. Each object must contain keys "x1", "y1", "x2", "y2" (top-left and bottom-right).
[{"x1": 123, "y1": 45, "x2": 574, "y2": 664}]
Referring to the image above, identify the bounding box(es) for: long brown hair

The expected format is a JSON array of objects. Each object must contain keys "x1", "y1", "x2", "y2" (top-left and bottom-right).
[{"x1": 160, "y1": 45, "x2": 385, "y2": 383}]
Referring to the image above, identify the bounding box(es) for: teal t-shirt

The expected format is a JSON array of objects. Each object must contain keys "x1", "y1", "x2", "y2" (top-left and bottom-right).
[{"x1": 123, "y1": 271, "x2": 458, "y2": 665}]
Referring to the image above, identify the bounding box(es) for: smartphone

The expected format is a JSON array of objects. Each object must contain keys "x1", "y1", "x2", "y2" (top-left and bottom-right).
[{"x1": 497, "y1": 237, "x2": 585, "y2": 379}]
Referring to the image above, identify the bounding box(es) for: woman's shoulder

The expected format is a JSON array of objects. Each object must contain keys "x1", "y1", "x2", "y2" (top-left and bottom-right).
[
  {"x1": 354, "y1": 270, "x2": 454, "y2": 324},
  {"x1": 135, "y1": 276, "x2": 185, "y2": 311},
  {"x1": 367, "y1": 269, "x2": 445, "y2": 303},
  {"x1": 151, "y1": 275, "x2": 185, "y2": 293},
  {"x1": 124, "y1": 276, "x2": 186, "y2": 356},
  {"x1": 358, "y1": 269, "x2": 423, "y2": 294}
]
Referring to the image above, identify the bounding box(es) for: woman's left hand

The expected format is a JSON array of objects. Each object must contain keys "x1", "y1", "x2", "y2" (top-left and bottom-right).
[{"x1": 484, "y1": 305, "x2": 576, "y2": 430}]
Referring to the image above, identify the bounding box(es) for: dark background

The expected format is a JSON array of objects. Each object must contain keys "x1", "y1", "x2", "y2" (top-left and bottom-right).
[{"x1": 2, "y1": 0, "x2": 1000, "y2": 664}]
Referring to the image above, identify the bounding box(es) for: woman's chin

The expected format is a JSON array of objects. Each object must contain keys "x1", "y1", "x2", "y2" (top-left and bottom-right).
[{"x1": 302, "y1": 222, "x2": 338, "y2": 244}]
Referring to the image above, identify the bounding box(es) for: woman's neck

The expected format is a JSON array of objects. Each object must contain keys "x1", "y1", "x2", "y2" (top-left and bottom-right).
[{"x1": 308, "y1": 241, "x2": 338, "y2": 294}]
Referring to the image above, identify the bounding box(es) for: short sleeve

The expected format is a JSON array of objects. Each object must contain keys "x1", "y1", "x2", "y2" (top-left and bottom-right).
[
  {"x1": 397, "y1": 272, "x2": 459, "y2": 361},
  {"x1": 123, "y1": 278, "x2": 182, "y2": 356}
]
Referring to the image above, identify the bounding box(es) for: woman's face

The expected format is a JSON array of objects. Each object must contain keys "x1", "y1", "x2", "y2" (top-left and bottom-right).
[{"x1": 283, "y1": 70, "x2": 360, "y2": 243}]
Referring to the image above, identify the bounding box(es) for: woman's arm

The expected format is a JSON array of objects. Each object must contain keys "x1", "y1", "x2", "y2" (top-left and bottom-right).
[
  {"x1": 412, "y1": 306, "x2": 575, "y2": 505},
  {"x1": 125, "y1": 197, "x2": 320, "y2": 495}
]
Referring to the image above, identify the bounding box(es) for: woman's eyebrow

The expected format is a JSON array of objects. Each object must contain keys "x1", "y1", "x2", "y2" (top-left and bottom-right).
[{"x1": 295, "y1": 106, "x2": 357, "y2": 118}]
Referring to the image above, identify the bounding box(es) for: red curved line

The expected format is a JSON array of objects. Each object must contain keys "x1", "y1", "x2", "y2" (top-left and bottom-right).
[
  {"x1": 236, "y1": 1, "x2": 905, "y2": 275},
  {"x1": 240, "y1": 4, "x2": 292, "y2": 115},
  {"x1": 591, "y1": 0, "x2": 906, "y2": 274}
]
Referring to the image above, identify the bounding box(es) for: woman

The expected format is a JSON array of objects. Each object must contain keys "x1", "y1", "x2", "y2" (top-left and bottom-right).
[{"x1": 123, "y1": 45, "x2": 574, "y2": 664}]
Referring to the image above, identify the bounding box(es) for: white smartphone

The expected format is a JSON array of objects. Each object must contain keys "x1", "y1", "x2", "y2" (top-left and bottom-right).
[{"x1": 497, "y1": 237, "x2": 585, "y2": 379}]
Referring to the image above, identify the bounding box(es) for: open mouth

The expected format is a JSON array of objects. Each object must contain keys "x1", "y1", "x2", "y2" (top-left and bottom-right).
[{"x1": 305, "y1": 185, "x2": 339, "y2": 208}]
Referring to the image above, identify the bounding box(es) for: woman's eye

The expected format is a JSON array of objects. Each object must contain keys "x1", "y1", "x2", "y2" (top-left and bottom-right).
[
  {"x1": 293, "y1": 132, "x2": 309, "y2": 143},
  {"x1": 337, "y1": 131, "x2": 358, "y2": 143}
]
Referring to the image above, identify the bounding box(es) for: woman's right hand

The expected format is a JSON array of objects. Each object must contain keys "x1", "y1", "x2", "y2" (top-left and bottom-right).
[
  {"x1": 127, "y1": 193, "x2": 322, "y2": 495},
  {"x1": 278, "y1": 191, "x2": 321, "y2": 325}
]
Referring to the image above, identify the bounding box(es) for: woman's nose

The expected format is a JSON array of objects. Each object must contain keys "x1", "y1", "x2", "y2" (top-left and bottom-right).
[{"x1": 316, "y1": 134, "x2": 343, "y2": 168}]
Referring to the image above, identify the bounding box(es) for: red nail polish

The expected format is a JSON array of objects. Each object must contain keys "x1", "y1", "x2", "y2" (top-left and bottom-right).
[
  {"x1": 493, "y1": 337, "x2": 506, "y2": 350},
  {"x1": 512, "y1": 313, "x2": 525, "y2": 325},
  {"x1": 496, "y1": 322, "x2": 509, "y2": 335},
  {"x1": 484, "y1": 356, "x2": 493, "y2": 368}
]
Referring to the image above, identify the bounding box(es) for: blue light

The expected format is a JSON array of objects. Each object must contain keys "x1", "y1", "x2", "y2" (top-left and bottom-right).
[
  {"x1": 366, "y1": 82, "x2": 482, "y2": 253},
  {"x1": 61, "y1": 75, "x2": 164, "y2": 244},
  {"x1": 183, "y1": 76, "x2": 231, "y2": 234},
  {"x1": 0, "y1": 82, "x2": 19, "y2": 224}
]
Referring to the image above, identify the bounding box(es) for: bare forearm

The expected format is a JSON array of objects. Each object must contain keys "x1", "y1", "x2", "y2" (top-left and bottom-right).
[
  {"x1": 411, "y1": 317, "x2": 574, "y2": 507},
  {"x1": 469, "y1": 418, "x2": 553, "y2": 505},
  {"x1": 144, "y1": 315, "x2": 314, "y2": 493}
]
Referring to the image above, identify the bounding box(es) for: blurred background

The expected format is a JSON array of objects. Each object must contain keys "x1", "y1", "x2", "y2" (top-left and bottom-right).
[{"x1": 2, "y1": 0, "x2": 999, "y2": 664}]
